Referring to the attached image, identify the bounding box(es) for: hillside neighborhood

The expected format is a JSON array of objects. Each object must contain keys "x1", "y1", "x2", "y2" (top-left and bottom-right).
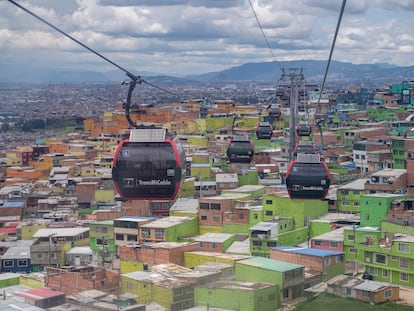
[{"x1": 1, "y1": 80, "x2": 414, "y2": 310}]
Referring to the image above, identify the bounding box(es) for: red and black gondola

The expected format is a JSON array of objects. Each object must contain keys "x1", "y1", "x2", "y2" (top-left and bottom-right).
[
  {"x1": 226, "y1": 135, "x2": 255, "y2": 163},
  {"x1": 285, "y1": 153, "x2": 330, "y2": 199},
  {"x1": 296, "y1": 123, "x2": 312, "y2": 136},
  {"x1": 112, "y1": 128, "x2": 186, "y2": 201},
  {"x1": 293, "y1": 141, "x2": 317, "y2": 157},
  {"x1": 256, "y1": 121, "x2": 273, "y2": 140}
]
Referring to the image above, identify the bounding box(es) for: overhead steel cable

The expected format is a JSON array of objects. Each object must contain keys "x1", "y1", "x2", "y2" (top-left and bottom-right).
[
  {"x1": 315, "y1": 0, "x2": 347, "y2": 148},
  {"x1": 7, "y1": 0, "x2": 178, "y2": 97},
  {"x1": 248, "y1": 0, "x2": 281, "y2": 70}
]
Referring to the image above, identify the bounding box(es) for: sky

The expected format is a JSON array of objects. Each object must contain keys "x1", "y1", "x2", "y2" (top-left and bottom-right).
[{"x1": 1, "y1": 0, "x2": 414, "y2": 77}]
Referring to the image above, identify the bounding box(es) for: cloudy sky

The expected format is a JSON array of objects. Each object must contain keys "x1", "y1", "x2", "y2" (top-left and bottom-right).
[{"x1": 1, "y1": 0, "x2": 414, "y2": 77}]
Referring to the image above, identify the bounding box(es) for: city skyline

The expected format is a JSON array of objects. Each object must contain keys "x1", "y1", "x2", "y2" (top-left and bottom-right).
[{"x1": 1, "y1": 0, "x2": 414, "y2": 78}]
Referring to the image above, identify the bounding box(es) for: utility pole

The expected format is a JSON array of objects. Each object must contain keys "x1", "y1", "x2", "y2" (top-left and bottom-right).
[{"x1": 280, "y1": 68, "x2": 304, "y2": 160}]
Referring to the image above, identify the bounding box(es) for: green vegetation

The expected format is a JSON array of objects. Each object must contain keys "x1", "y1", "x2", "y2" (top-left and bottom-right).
[{"x1": 294, "y1": 293, "x2": 413, "y2": 311}]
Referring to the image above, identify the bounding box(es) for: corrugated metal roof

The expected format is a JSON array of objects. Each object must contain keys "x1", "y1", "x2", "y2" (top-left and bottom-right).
[
  {"x1": 192, "y1": 233, "x2": 234, "y2": 243},
  {"x1": 239, "y1": 257, "x2": 303, "y2": 272},
  {"x1": 250, "y1": 222, "x2": 278, "y2": 231},
  {"x1": 2, "y1": 240, "x2": 33, "y2": 260},
  {"x1": 170, "y1": 198, "x2": 199, "y2": 212},
  {"x1": 2, "y1": 201, "x2": 25, "y2": 208},
  {"x1": 273, "y1": 246, "x2": 344, "y2": 257},
  {"x1": 354, "y1": 280, "x2": 390, "y2": 292},
  {"x1": 15, "y1": 287, "x2": 64, "y2": 300},
  {"x1": 141, "y1": 216, "x2": 193, "y2": 228},
  {"x1": 33, "y1": 227, "x2": 89, "y2": 238}
]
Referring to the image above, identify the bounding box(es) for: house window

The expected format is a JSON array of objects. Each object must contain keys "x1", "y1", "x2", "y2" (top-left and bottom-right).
[
  {"x1": 201, "y1": 215, "x2": 207, "y2": 220},
  {"x1": 126, "y1": 282, "x2": 133, "y2": 289},
  {"x1": 330, "y1": 242, "x2": 339, "y2": 248},
  {"x1": 210, "y1": 203, "x2": 221, "y2": 210},
  {"x1": 391, "y1": 255, "x2": 398, "y2": 261},
  {"x1": 253, "y1": 214, "x2": 258, "y2": 219},
  {"x1": 3, "y1": 260, "x2": 13, "y2": 267},
  {"x1": 268, "y1": 293, "x2": 275, "y2": 301},
  {"x1": 95, "y1": 227, "x2": 108, "y2": 234},
  {"x1": 324, "y1": 257, "x2": 331, "y2": 267},
  {"x1": 155, "y1": 229, "x2": 164, "y2": 238},
  {"x1": 349, "y1": 248, "x2": 358, "y2": 254},
  {"x1": 239, "y1": 213, "x2": 244, "y2": 219},
  {"x1": 347, "y1": 234, "x2": 355, "y2": 241},
  {"x1": 400, "y1": 258, "x2": 409, "y2": 269},
  {"x1": 265, "y1": 199, "x2": 273, "y2": 205},
  {"x1": 142, "y1": 228, "x2": 150, "y2": 237},
  {"x1": 369, "y1": 267, "x2": 378, "y2": 275},
  {"x1": 384, "y1": 289, "x2": 392, "y2": 298},
  {"x1": 342, "y1": 200, "x2": 349, "y2": 206},
  {"x1": 212, "y1": 216, "x2": 220, "y2": 222},
  {"x1": 211, "y1": 243, "x2": 218, "y2": 249},
  {"x1": 341, "y1": 190, "x2": 349, "y2": 195},
  {"x1": 127, "y1": 235, "x2": 137, "y2": 242},
  {"x1": 398, "y1": 243, "x2": 409, "y2": 253},
  {"x1": 252, "y1": 240, "x2": 262, "y2": 247},
  {"x1": 362, "y1": 291, "x2": 370, "y2": 297},
  {"x1": 265, "y1": 211, "x2": 273, "y2": 216},
  {"x1": 400, "y1": 272, "x2": 409, "y2": 282},
  {"x1": 199, "y1": 242, "x2": 204, "y2": 248},
  {"x1": 314, "y1": 240, "x2": 322, "y2": 246},
  {"x1": 96, "y1": 238, "x2": 108, "y2": 246},
  {"x1": 115, "y1": 234, "x2": 124, "y2": 241},
  {"x1": 365, "y1": 213, "x2": 369, "y2": 220},
  {"x1": 353, "y1": 201, "x2": 360, "y2": 207},
  {"x1": 17, "y1": 259, "x2": 28, "y2": 267},
  {"x1": 374, "y1": 253, "x2": 387, "y2": 265},
  {"x1": 382, "y1": 269, "x2": 388, "y2": 278},
  {"x1": 200, "y1": 203, "x2": 209, "y2": 209}
]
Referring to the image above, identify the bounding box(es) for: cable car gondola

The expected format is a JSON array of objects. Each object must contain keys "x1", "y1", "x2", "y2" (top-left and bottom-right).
[
  {"x1": 112, "y1": 128, "x2": 185, "y2": 201},
  {"x1": 296, "y1": 123, "x2": 312, "y2": 136},
  {"x1": 226, "y1": 135, "x2": 255, "y2": 163},
  {"x1": 293, "y1": 141, "x2": 317, "y2": 157},
  {"x1": 285, "y1": 153, "x2": 330, "y2": 199},
  {"x1": 256, "y1": 121, "x2": 273, "y2": 140}
]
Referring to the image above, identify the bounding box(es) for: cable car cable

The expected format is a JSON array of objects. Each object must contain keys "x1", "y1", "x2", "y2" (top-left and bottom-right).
[
  {"x1": 7, "y1": 0, "x2": 178, "y2": 97},
  {"x1": 314, "y1": 0, "x2": 347, "y2": 148}
]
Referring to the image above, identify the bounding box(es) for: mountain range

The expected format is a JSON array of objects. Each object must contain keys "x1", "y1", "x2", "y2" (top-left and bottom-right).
[{"x1": 1, "y1": 60, "x2": 413, "y2": 84}]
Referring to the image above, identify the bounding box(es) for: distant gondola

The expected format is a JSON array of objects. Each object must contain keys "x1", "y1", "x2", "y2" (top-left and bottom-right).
[
  {"x1": 226, "y1": 135, "x2": 255, "y2": 163},
  {"x1": 296, "y1": 123, "x2": 312, "y2": 136},
  {"x1": 293, "y1": 141, "x2": 317, "y2": 157},
  {"x1": 256, "y1": 122, "x2": 273, "y2": 140},
  {"x1": 112, "y1": 128, "x2": 185, "y2": 200},
  {"x1": 285, "y1": 153, "x2": 330, "y2": 199}
]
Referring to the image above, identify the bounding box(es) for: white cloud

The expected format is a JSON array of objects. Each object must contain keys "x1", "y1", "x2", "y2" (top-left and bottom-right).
[{"x1": 0, "y1": 0, "x2": 413, "y2": 77}]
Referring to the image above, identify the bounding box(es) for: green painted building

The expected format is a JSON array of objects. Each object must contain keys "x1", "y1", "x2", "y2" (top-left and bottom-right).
[
  {"x1": 235, "y1": 257, "x2": 304, "y2": 301},
  {"x1": 89, "y1": 220, "x2": 116, "y2": 263},
  {"x1": 262, "y1": 195, "x2": 328, "y2": 228},
  {"x1": 343, "y1": 224, "x2": 414, "y2": 288},
  {"x1": 249, "y1": 218, "x2": 307, "y2": 257},
  {"x1": 195, "y1": 280, "x2": 280, "y2": 311},
  {"x1": 359, "y1": 193, "x2": 414, "y2": 227},
  {"x1": 336, "y1": 178, "x2": 367, "y2": 212},
  {"x1": 391, "y1": 137, "x2": 414, "y2": 169},
  {"x1": 121, "y1": 270, "x2": 196, "y2": 310}
]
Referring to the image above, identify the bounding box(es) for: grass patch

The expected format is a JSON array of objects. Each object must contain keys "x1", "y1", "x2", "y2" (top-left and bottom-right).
[{"x1": 294, "y1": 293, "x2": 413, "y2": 311}]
